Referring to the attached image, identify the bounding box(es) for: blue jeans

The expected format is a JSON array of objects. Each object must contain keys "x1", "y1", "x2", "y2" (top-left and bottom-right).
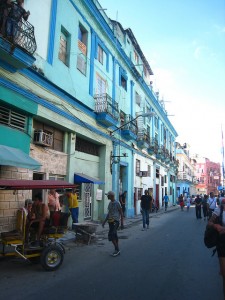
[
  {"x1": 165, "y1": 202, "x2": 168, "y2": 211},
  {"x1": 142, "y1": 209, "x2": 150, "y2": 228},
  {"x1": 70, "y1": 207, "x2": 79, "y2": 223}
]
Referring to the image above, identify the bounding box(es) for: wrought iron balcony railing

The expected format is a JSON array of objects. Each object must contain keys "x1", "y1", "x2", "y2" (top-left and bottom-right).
[
  {"x1": 94, "y1": 93, "x2": 119, "y2": 119},
  {"x1": 121, "y1": 114, "x2": 138, "y2": 135},
  {"x1": 149, "y1": 138, "x2": 159, "y2": 153},
  {"x1": 0, "y1": 13, "x2": 37, "y2": 55}
]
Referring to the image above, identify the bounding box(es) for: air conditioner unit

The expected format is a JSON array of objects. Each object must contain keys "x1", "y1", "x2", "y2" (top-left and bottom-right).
[
  {"x1": 139, "y1": 171, "x2": 148, "y2": 177},
  {"x1": 33, "y1": 130, "x2": 53, "y2": 147}
]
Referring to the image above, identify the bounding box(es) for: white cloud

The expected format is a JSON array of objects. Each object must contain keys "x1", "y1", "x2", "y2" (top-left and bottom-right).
[{"x1": 194, "y1": 46, "x2": 203, "y2": 59}]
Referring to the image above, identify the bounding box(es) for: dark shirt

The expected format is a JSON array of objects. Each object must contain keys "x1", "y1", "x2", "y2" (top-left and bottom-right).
[
  {"x1": 141, "y1": 195, "x2": 152, "y2": 210},
  {"x1": 8, "y1": 3, "x2": 29, "y2": 22},
  {"x1": 195, "y1": 197, "x2": 202, "y2": 206}
]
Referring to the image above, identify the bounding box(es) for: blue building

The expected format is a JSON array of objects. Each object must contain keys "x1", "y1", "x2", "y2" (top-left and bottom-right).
[{"x1": 0, "y1": 0, "x2": 178, "y2": 231}]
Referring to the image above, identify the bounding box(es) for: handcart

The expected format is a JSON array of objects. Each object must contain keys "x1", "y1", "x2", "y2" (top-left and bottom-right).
[{"x1": 73, "y1": 223, "x2": 99, "y2": 245}]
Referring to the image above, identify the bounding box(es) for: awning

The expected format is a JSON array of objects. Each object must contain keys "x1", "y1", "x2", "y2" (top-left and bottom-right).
[
  {"x1": 0, "y1": 145, "x2": 41, "y2": 170},
  {"x1": 0, "y1": 179, "x2": 77, "y2": 190},
  {"x1": 74, "y1": 173, "x2": 105, "y2": 184}
]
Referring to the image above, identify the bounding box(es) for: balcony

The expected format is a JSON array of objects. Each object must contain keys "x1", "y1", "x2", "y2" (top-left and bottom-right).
[
  {"x1": 94, "y1": 93, "x2": 119, "y2": 128},
  {"x1": 137, "y1": 129, "x2": 150, "y2": 149},
  {"x1": 177, "y1": 171, "x2": 193, "y2": 182},
  {"x1": 0, "y1": 7, "x2": 37, "y2": 72},
  {"x1": 121, "y1": 114, "x2": 137, "y2": 141},
  {"x1": 147, "y1": 138, "x2": 159, "y2": 155},
  {"x1": 164, "y1": 149, "x2": 171, "y2": 164}
]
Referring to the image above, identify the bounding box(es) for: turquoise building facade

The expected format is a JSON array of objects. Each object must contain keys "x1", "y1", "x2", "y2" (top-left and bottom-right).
[{"x1": 0, "y1": 0, "x2": 178, "y2": 231}]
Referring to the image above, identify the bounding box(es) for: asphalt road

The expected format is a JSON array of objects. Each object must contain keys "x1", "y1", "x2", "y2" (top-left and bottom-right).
[{"x1": 0, "y1": 206, "x2": 223, "y2": 300}]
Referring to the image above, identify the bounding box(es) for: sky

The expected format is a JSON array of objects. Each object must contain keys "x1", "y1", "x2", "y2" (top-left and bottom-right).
[{"x1": 99, "y1": 0, "x2": 225, "y2": 164}]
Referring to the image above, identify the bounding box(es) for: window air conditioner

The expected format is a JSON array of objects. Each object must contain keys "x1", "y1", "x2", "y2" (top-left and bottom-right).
[
  {"x1": 139, "y1": 171, "x2": 148, "y2": 177},
  {"x1": 33, "y1": 130, "x2": 53, "y2": 147}
]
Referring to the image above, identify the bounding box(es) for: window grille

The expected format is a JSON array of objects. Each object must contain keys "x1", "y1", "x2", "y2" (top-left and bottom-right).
[{"x1": 0, "y1": 105, "x2": 27, "y2": 131}]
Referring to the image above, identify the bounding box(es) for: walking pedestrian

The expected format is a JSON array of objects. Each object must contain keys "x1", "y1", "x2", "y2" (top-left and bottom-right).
[
  {"x1": 178, "y1": 194, "x2": 185, "y2": 211},
  {"x1": 208, "y1": 192, "x2": 217, "y2": 219},
  {"x1": 102, "y1": 191, "x2": 124, "y2": 257},
  {"x1": 163, "y1": 193, "x2": 169, "y2": 212},
  {"x1": 208, "y1": 197, "x2": 225, "y2": 299},
  {"x1": 202, "y1": 194, "x2": 209, "y2": 220},
  {"x1": 195, "y1": 195, "x2": 202, "y2": 219},
  {"x1": 186, "y1": 195, "x2": 191, "y2": 212},
  {"x1": 140, "y1": 190, "x2": 152, "y2": 230}
]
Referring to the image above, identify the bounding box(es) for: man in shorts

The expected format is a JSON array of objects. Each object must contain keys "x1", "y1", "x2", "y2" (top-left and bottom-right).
[{"x1": 102, "y1": 191, "x2": 124, "y2": 257}]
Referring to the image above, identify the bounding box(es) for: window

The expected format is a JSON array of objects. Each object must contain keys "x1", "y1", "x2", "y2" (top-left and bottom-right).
[
  {"x1": 96, "y1": 73, "x2": 106, "y2": 95},
  {"x1": 77, "y1": 54, "x2": 87, "y2": 75},
  {"x1": 161, "y1": 176, "x2": 164, "y2": 186},
  {"x1": 135, "y1": 92, "x2": 141, "y2": 106},
  {"x1": 58, "y1": 28, "x2": 70, "y2": 66},
  {"x1": 78, "y1": 23, "x2": 88, "y2": 46},
  {"x1": 147, "y1": 165, "x2": 151, "y2": 177},
  {"x1": 156, "y1": 168, "x2": 160, "y2": 178},
  {"x1": 77, "y1": 23, "x2": 88, "y2": 75},
  {"x1": 143, "y1": 65, "x2": 147, "y2": 77},
  {"x1": 134, "y1": 50, "x2": 139, "y2": 64},
  {"x1": 97, "y1": 45, "x2": 103, "y2": 64},
  {"x1": 0, "y1": 105, "x2": 27, "y2": 132},
  {"x1": 154, "y1": 117, "x2": 159, "y2": 130},
  {"x1": 147, "y1": 125, "x2": 151, "y2": 140},
  {"x1": 121, "y1": 75, "x2": 127, "y2": 90},
  {"x1": 120, "y1": 111, "x2": 125, "y2": 127},
  {"x1": 164, "y1": 175, "x2": 167, "y2": 183},
  {"x1": 75, "y1": 137, "x2": 99, "y2": 156},
  {"x1": 33, "y1": 120, "x2": 64, "y2": 152},
  {"x1": 49, "y1": 175, "x2": 65, "y2": 181},
  {"x1": 137, "y1": 188, "x2": 142, "y2": 200},
  {"x1": 136, "y1": 159, "x2": 140, "y2": 175}
]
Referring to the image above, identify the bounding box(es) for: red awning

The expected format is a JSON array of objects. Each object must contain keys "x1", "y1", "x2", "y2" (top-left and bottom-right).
[{"x1": 0, "y1": 180, "x2": 77, "y2": 190}]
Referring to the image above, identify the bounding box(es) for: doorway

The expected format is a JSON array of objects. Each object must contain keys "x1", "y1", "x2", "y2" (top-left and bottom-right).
[
  {"x1": 33, "y1": 173, "x2": 45, "y2": 201},
  {"x1": 84, "y1": 183, "x2": 92, "y2": 220}
]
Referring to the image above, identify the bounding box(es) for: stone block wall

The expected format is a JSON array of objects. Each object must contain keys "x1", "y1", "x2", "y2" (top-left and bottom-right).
[{"x1": 0, "y1": 166, "x2": 32, "y2": 232}]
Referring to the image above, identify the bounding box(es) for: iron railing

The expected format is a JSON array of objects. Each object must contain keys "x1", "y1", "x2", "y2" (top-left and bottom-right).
[
  {"x1": 121, "y1": 114, "x2": 138, "y2": 135},
  {"x1": 149, "y1": 138, "x2": 159, "y2": 153},
  {"x1": 94, "y1": 93, "x2": 119, "y2": 120},
  {"x1": 0, "y1": 11, "x2": 37, "y2": 55}
]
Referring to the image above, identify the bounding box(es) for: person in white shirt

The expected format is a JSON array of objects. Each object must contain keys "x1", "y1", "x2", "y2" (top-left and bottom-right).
[
  {"x1": 207, "y1": 192, "x2": 217, "y2": 219},
  {"x1": 186, "y1": 196, "x2": 191, "y2": 212}
]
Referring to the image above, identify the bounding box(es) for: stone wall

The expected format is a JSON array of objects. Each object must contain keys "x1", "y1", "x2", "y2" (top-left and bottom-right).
[
  {"x1": 0, "y1": 166, "x2": 32, "y2": 232},
  {"x1": 30, "y1": 145, "x2": 67, "y2": 176}
]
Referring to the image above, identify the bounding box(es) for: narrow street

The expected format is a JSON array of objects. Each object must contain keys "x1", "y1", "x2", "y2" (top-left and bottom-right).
[{"x1": 0, "y1": 206, "x2": 223, "y2": 300}]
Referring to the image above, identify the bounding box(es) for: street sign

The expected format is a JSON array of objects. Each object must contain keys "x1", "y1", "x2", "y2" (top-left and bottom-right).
[{"x1": 217, "y1": 186, "x2": 224, "y2": 191}]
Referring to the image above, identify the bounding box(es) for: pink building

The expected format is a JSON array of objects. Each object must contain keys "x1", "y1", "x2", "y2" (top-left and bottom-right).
[{"x1": 194, "y1": 156, "x2": 221, "y2": 195}]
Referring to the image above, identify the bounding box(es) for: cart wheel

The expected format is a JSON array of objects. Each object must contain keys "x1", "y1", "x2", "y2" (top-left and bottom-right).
[{"x1": 40, "y1": 245, "x2": 64, "y2": 271}]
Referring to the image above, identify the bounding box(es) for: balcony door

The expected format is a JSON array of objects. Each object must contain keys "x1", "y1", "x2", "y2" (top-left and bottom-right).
[{"x1": 96, "y1": 73, "x2": 106, "y2": 96}]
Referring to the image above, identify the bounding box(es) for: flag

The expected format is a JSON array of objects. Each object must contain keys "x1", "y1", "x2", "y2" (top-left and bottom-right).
[{"x1": 222, "y1": 125, "x2": 225, "y2": 180}]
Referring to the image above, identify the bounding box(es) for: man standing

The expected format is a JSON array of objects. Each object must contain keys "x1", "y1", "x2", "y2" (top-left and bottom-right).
[
  {"x1": 68, "y1": 189, "x2": 79, "y2": 224},
  {"x1": 119, "y1": 190, "x2": 127, "y2": 217},
  {"x1": 102, "y1": 191, "x2": 124, "y2": 257},
  {"x1": 163, "y1": 193, "x2": 169, "y2": 212},
  {"x1": 207, "y1": 191, "x2": 217, "y2": 219},
  {"x1": 195, "y1": 195, "x2": 202, "y2": 219},
  {"x1": 141, "y1": 190, "x2": 152, "y2": 230}
]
